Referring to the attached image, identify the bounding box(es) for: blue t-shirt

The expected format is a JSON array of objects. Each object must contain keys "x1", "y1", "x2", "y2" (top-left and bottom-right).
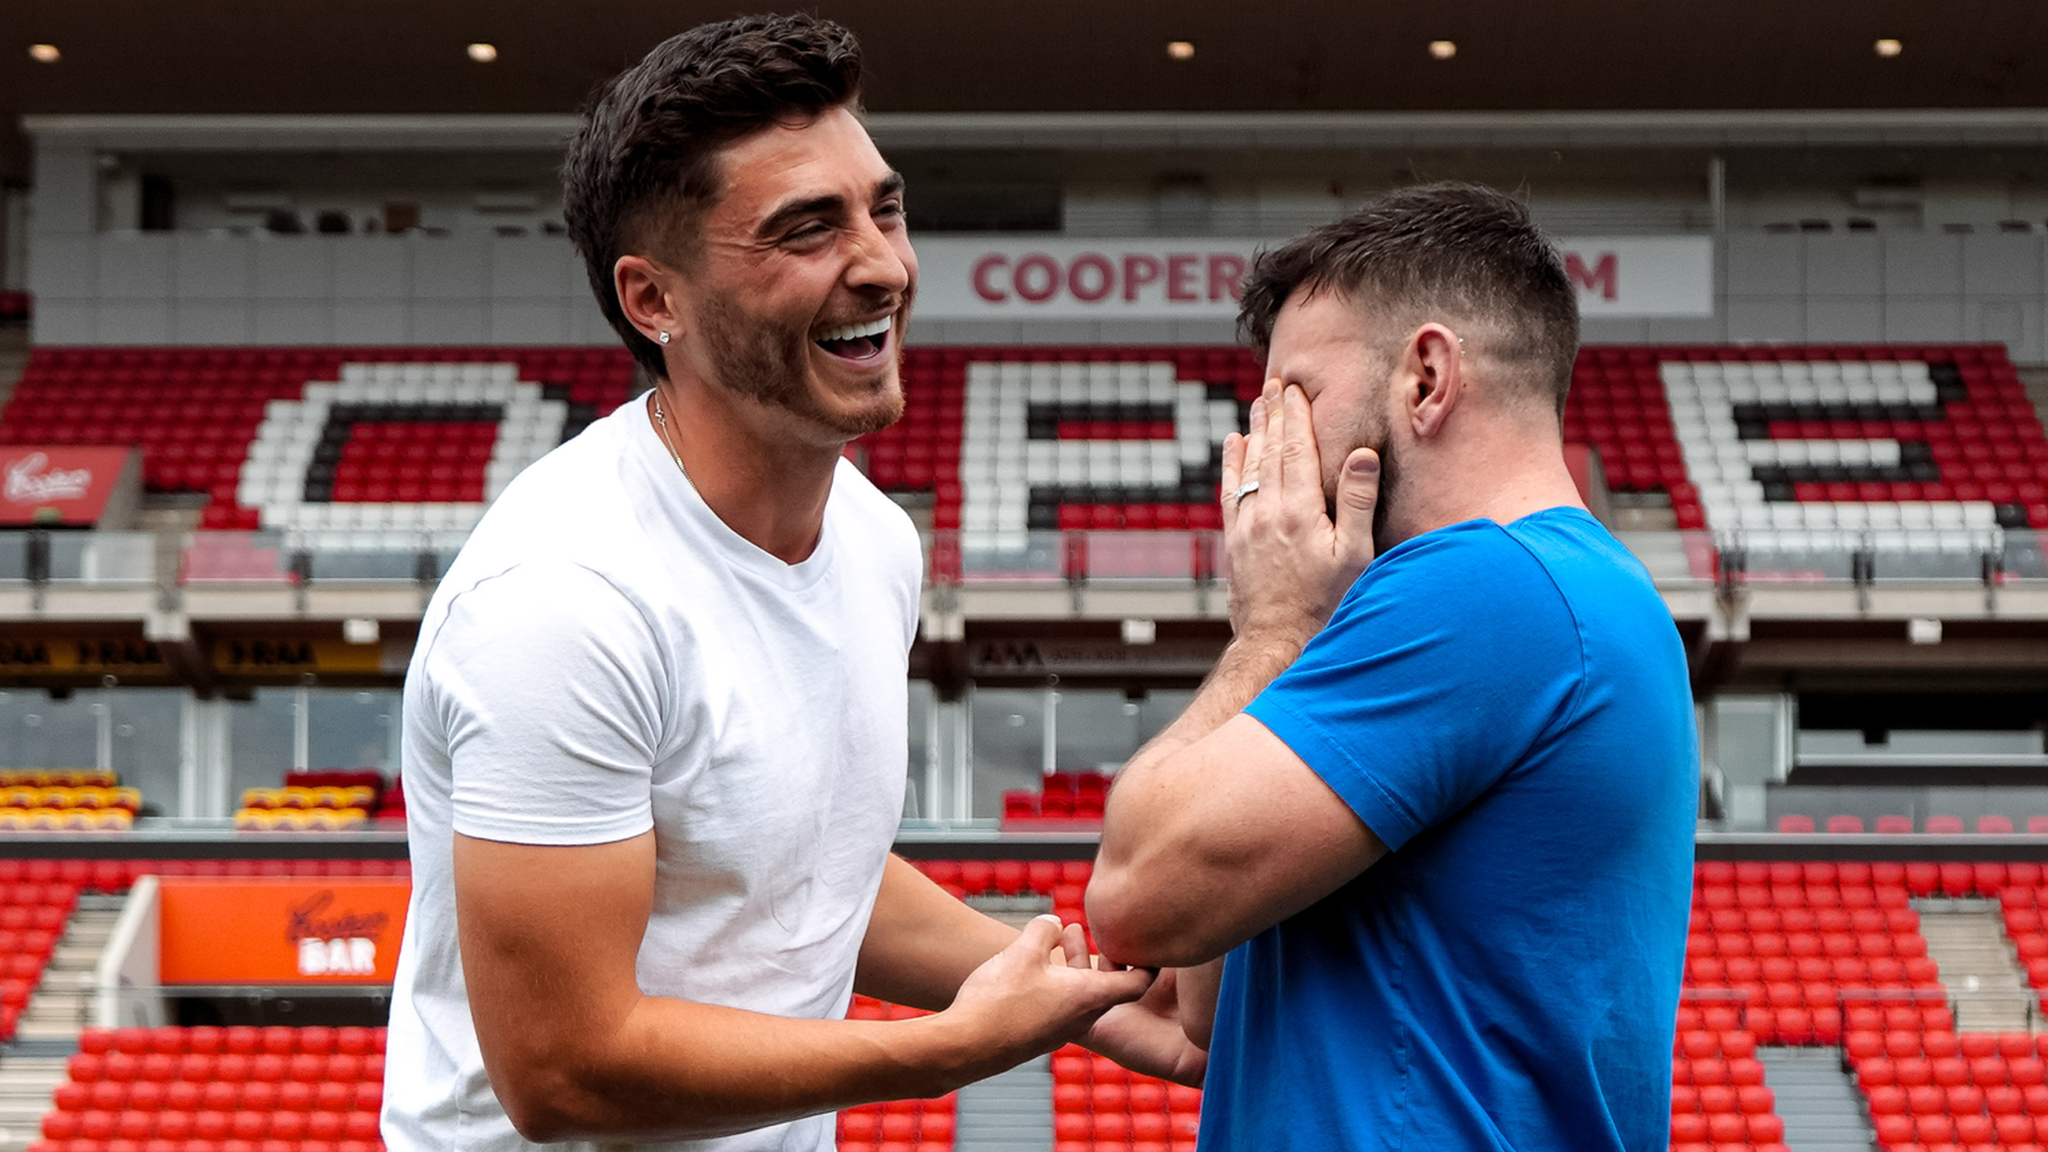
[{"x1": 1209, "y1": 507, "x2": 1696, "y2": 1152}]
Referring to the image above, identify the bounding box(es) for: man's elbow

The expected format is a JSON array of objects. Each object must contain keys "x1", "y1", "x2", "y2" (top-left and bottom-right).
[
  {"x1": 1086, "y1": 866, "x2": 1215, "y2": 968},
  {"x1": 492, "y1": 1060, "x2": 615, "y2": 1143}
]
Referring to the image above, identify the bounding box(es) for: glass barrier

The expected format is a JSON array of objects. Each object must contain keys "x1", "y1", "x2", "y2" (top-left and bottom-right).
[
  {"x1": 47, "y1": 532, "x2": 156, "y2": 584},
  {"x1": 1764, "y1": 784, "x2": 2048, "y2": 835},
  {"x1": 0, "y1": 532, "x2": 28, "y2": 581},
  {"x1": 180, "y1": 532, "x2": 459, "y2": 586},
  {"x1": 179, "y1": 531, "x2": 295, "y2": 584},
  {"x1": 0, "y1": 530, "x2": 156, "y2": 584}
]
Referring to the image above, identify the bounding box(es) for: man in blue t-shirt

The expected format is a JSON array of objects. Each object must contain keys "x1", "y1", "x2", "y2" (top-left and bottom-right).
[{"x1": 1088, "y1": 182, "x2": 1697, "y2": 1152}]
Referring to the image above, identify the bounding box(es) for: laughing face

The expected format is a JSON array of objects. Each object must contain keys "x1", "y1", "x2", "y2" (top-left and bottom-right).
[{"x1": 671, "y1": 106, "x2": 916, "y2": 441}]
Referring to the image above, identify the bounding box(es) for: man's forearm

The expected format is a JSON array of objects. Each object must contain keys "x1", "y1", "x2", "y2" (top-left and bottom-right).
[
  {"x1": 520, "y1": 993, "x2": 997, "y2": 1143},
  {"x1": 856, "y1": 854, "x2": 1018, "y2": 1009},
  {"x1": 1125, "y1": 631, "x2": 1304, "y2": 774}
]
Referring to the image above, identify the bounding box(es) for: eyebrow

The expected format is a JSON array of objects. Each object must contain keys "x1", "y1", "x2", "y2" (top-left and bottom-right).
[{"x1": 757, "y1": 171, "x2": 906, "y2": 239}]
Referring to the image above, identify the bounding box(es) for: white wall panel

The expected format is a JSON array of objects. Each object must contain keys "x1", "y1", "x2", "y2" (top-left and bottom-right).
[
  {"x1": 1883, "y1": 234, "x2": 1963, "y2": 296},
  {"x1": 29, "y1": 235, "x2": 100, "y2": 298},
  {"x1": 172, "y1": 236, "x2": 252, "y2": 299},
  {"x1": 1962, "y1": 234, "x2": 2044, "y2": 297},
  {"x1": 252, "y1": 301, "x2": 335, "y2": 344},
  {"x1": 1884, "y1": 297, "x2": 1966, "y2": 341},
  {"x1": 410, "y1": 301, "x2": 487, "y2": 343},
  {"x1": 94, "y1": 299, "x2": 172, "y2": 343},
  {"x1": 96, "y1": 235, "x2": 173, "y2": 300},
  {"x1": 487, "y1": 299, "x2": 571, "y2": 344},
  {"x1": 1726, "y1": 297, "x2": 1804, "y2": 343},
  {"x1": 1804, "y1": 298, "x2": 1884, "y2": 343},
  {"x1": 411, "y1": 239, "x2": 489, "y2": 300},
  {"x1": 254, "y1": 241, "x2": 333, "y2": 300},
  {"x1": 330, "y1": 300, "x2": 408, "y2": 343},
  {"x1": 332, "y1": 239, "x2": 410, "y2": 299},
  {"x1": 1726, "y1": 233, "x2": 1801, "y2": 296},
  {"x1": 1803, "y1": 235, "x2": 1881, "y2": 298},
  {"x1": 173, "y1": 300, "x2": 253, "y2": 344}
]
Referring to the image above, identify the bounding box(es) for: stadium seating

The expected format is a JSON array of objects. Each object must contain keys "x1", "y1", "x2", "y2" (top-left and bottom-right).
[
  {"x1": 235, "y1": 771, "x2": 402, "y2": 831},
  {"x1": 0, "y1": 770, "x2": 143, "y2": 831},
  {"x1": 0, "y1": 346, "x2": 636, "y2": 553},
  {"x1": 840, "y1": 997, "x2": 957, "y2": 1152},
  {"x1": 36, "y1": 1025, "x2": 388, "y2": 1152},
  {"x1": 5, "y1": 343, "x2": 2044, "y2": 577},
  {"x1": 1668, "y1": 1020, "x2": 1786, "y2": 1152},
  {"x1": 1686, "y1": 861, "x2": 1943, "y2": 1045},
  {"x1": 1001, "y1": 772, "x2": 1109, "y2": 828},
  {"x1": 1052, "y1": 1046, "x2": 1200, "y2": 1152},
  {"x1": 1782, "y1": 813, "x2": 2048, "y2": 835}
]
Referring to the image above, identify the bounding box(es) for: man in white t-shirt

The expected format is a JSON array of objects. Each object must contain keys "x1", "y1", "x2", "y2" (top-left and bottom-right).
[{"x1": 383, "y1": 14, "x2": 1202, "y2": 1152}]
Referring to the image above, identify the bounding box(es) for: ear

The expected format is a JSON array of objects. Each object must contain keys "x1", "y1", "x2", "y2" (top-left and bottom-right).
[
  {"x1": 613, "y1": 255, "x2": 684, "y2": 348},
  {"x1": 1398, "y1": 323, "x2": 1465, "y2": 441}
]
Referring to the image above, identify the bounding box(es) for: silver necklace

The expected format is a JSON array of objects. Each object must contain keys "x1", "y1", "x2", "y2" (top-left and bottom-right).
[{"x1": 649, "y1": 392, "x2": 692, "y2": 484}]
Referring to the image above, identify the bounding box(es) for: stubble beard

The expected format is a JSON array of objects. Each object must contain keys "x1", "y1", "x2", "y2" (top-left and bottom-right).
[
  {"x1": 697, "y1": 292, "x2": 908, "y2": 440},
  {"x1": 1323, "y1": 390, "x2": 1401, "y2": 548}
]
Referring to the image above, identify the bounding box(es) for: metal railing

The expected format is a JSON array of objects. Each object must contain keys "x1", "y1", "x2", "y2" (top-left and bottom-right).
[{"x1": 0, "y1": 525, "x2": 2041, "y2": 598}]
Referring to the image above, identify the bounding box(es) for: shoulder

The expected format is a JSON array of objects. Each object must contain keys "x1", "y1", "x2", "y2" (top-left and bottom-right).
[
  {"x1": 1347, "y1": 517, "x2": 1574, "y2": 625},
  {"x1": 831, "y1": 458, "x2": 924, "y2": 577}
]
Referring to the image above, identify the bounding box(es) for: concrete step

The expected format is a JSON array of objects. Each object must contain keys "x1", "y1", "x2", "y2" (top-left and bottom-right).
[
  {"x1": 0, "y1": 1056, "x2": 68, "y2": 1152},
  {"x1": 1917, "y1": 899, "x2": 2034, "y2": 1033},
  {"x1": 1757, "y1": 1046, "x2": 1874, "y2": 1152},
  {"x1": 955, "y1": 1053, "x2": 1051, "y2": 1152}
]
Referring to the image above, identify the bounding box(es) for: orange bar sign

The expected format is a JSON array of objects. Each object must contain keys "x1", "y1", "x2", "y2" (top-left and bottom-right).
[{"x1": 158, "y1": 877, "x2": 411, "y2": 985}]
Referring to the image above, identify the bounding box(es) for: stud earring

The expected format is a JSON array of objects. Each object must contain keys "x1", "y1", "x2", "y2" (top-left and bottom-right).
[{"x1": 658, "y1": 331, "x2": 671, "y2": 345}]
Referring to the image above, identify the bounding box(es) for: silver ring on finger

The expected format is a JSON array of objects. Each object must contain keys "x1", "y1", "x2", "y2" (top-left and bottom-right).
[{"x1": 1232, "y1": 480, "x2": 1261, "y2": 505}]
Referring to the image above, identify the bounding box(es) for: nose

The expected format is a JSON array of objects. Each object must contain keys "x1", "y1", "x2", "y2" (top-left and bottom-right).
[{"x1": 845, "y1": 216, "x2": 912, "y2": 299}]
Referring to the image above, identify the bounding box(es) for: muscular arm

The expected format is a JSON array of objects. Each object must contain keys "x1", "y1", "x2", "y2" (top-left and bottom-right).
[
  {"x1": 456, "y1": 832, "x2": 1146, "y2": 1143},
  {"x1": 1087, "y1": 648, "x2": 1386, "y2": 969},
  {"x1": 855, "y1": 854, "x2": 1019, "y2": 1009}
]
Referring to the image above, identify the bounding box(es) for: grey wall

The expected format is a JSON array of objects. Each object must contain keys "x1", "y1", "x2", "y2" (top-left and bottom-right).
[{"x1": 28, "y1": 147, "x2": 2048, "y2": 358}]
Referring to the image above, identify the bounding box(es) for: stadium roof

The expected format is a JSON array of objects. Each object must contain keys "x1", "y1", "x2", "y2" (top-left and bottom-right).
[{"x1": 4, "y1": 0, "x2": 2048, "y2": 180}]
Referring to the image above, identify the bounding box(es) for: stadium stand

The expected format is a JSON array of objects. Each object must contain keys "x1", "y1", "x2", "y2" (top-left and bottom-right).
[
  {"x1": 0, "y1": 347, "x2": 637, "y2": 552},
  {"x1": 1668, "y1": 1021, "x2": 1786, "y2": 1151},
  {"x1": 0, "y1": 771, "x2": 142, "y2": 831},
  {"x1": 5, "y1": 343, "x2": 2043, "y2": 573},
  {"x1": 234, "y1": 771, "x2": 401, "y2": 832},
  {"x1": 38, "y1": 1025, "x2": 387, "y2": 1152},
  {"x1": 840, "y1": 997, "x2": 958, "y2": 1152},
  {"x1": 1001, "y1": 771, "x2": 1109, "y2": 829}
]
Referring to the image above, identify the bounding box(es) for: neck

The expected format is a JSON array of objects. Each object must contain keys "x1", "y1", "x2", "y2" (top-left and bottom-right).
[
  {"x1": 1377, "y1": 418, "x2": 1587, "y2": 551},
  {"x1": 650, "y1": 381, "x2": 844, "y2": 565}
]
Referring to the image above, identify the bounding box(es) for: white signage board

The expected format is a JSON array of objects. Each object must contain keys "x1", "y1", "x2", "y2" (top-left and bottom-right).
[{"x1": 909, "y1": 235, "x2": 1713, "y2": 320}]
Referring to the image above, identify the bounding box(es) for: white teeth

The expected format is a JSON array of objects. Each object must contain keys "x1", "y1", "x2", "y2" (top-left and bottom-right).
[{"x1": 817, "y1": 316, "x2": 892, "y2": 344}]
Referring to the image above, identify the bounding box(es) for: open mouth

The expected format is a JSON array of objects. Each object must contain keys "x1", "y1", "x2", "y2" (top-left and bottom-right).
[{"x1": 815, "y1": 315, "x2": 892, "y2": 361}]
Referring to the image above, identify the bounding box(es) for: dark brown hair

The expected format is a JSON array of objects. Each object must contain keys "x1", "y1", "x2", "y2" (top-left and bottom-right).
[
  {"x1": 562, "y1": 13, "x2": 864, "y2": 379},
  {"x1": 1238, "y1": 182, "x2": 1580, "y2": 415}
]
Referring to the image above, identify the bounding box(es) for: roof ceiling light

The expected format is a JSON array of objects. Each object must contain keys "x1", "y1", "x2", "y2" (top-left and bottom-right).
[
  {"x1": 27, "y1": 44, "x2": 60, "y2": 64},
  {"x1": 1874, "y1": 38, "x2": 1902, "y2": 57},
  {"x1": 466, "y1": 42, "x2": 498, "y2": 63},
  {"x1": 1429, "y1": 40, "x2": 1457, "y2": 60},
  {"x1": 1166, "y1": 40, "x2": 1195, "y2": 61}
]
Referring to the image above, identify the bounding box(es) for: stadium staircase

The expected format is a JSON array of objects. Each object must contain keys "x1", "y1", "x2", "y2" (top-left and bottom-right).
[
  {"x1": 19, "y1": 895, "x2": 121, "y2": 1043},
  {"x1": 1916, "y1": 898, "x2": 2034, "y2": 1031},
  {"x1": 0, "y1": 888, "x2": 122, "y2": 1152},
  {"x1": 954, "y1": 1053, "x2": 1052, "y2": 1152},
  {"x1": 1755, "y1": 1046, "x2": 1874, "y2": 1152}
]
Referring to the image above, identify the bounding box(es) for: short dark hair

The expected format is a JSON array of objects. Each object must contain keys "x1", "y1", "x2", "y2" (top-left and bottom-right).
[
  {"x1": 562, "y1": 13, "x2": 864, "y2": 379},
  {"x1": 1238, "y1": 182, "x2": 1580, "y2": 415}
]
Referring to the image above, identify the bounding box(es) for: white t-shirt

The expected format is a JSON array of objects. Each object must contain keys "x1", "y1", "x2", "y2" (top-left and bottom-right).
[{"x1": 383, "y1": 395, "x2": 923, "y2": 1152}]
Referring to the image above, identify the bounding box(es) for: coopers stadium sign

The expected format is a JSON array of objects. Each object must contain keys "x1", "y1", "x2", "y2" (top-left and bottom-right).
[{"x1": 911, "y1": 236, "x2": 1714, "y2": 320}]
